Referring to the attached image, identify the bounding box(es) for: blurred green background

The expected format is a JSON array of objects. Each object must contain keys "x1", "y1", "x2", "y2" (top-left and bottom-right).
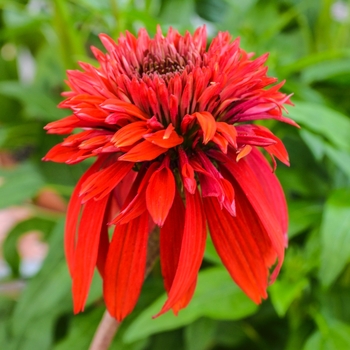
[{"x1": 1, "y1": 0, "x2": 350, "y2": 349}]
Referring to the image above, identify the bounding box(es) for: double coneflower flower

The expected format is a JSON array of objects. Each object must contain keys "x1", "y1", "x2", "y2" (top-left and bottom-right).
[{"x1": 43, "y1": 26, "x2": 296, "y2": 321}]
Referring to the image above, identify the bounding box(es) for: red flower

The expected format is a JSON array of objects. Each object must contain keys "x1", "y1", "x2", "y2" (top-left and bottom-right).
[{"x1": 43, "y1": 26, "x2": 297, "y2": 321}]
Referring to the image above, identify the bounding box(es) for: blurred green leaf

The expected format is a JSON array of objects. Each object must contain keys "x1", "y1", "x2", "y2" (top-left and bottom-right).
[
  {"x1": 319, "y1": 188, "x2": 350, "y2": 287},
  {"x1": 304, "y1": 320, "x2": 350, "y2": 350},
  {"x1": 288, "y1": 102, "x2": 350, "y2": 153},
  {"x1": 195, "y1": 0, "x2": 229, "y2": 23},
  {"x1": 54, "y1": 307, "x2": 104, "y2": 350},
  {"x1": 288, "y1": 200, "x2": 323, "y2": 238},
  {"x1": 0, "y1": 162, "x2": 44, "y2": 208},
  {"x1": 270, "y1": 278, "x2": 309, "y2": 317},
  {"x1": 301, "y1": 58, "x2": 350, "y2": 84},
  {"x1": 124, "y1": 267, "x2": 257, "y2": 342},
  {"x1": 0, "y1": 81, "x2": 66, "y2": 121},
  {"x1": 184, "y1": 317, "x2": 217, "y2": 350}
]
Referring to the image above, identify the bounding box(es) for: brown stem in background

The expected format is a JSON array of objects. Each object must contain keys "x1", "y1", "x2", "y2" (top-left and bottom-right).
[{"x1": 89, "y1": 227, "x2": 160, "y2": 350}]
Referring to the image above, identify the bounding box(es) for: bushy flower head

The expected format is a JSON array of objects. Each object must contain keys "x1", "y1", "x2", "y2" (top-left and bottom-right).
[{"x1": 43, "y1": 26, "x2": 296, "y2": 321}]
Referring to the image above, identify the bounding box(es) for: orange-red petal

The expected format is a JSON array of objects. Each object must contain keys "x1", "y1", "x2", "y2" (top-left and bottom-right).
[
  {"x1": 146, "y1": 165, "x2": 176, "y2": 226},
  {"x1": 104, "y1": 211, "x2": 149, "y2": 321}
]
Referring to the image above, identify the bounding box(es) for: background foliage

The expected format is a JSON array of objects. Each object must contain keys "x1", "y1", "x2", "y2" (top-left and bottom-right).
[{"x1": 1, "y1": 0, "x2": 350, "y2": 349}]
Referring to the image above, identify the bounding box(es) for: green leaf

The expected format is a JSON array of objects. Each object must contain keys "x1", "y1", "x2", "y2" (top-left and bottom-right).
[
  {"x1": 54, "y1": 307, "x2": 104, "y2": 350},
  {"x1": 3, "y1": 216, "x2": 57, "y2": 277},
  {"x1": 300, "y1": 129, "x2": 350, "y2": 178},
  {"x1": 288, "y1": 102, "x2": 350, "y2": 153},
  {"x1": 0, "y1": 162, "x2": 44, "y2": 209},
  {"x1": 124, "y1": 267, "x2": 257, "y2": 343},
  {"x1": 304, "y1": 320, "x2": 350, "y2": 350},
  {"x1": 288, "y1": 200, "x2": 323, "y2": 238},
  {"x1": 319, "y1": 188, "x2": 350, "y2": 287},
  {"x1": 301, "y1": 58, "x2": 350, "y2": 84},
  {"x1": 270, "y1": 278, "x2": 309, "y2": 317},
  {"x1": 0, "y1": 81, "x2": 67, "y2": 121},
  {"x1": 184, "y1": 317, "x2": 217, "y2": 350},
  {"x1": 195, "y1": 0, "x2": 229, "y2": 23}
]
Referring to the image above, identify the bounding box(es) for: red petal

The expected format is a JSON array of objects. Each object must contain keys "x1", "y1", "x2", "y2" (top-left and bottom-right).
[
  {"x1": 80, "y1": 161, "x2": 134, "y2": 202},
  {"x1": 111, "y1": 162, "x2": 160, "y2": 225},
  {"x1": 100, "y1": 99, "x2": 149, "y2": 120},
  {"x1": 245, "y1": 148, "x2": 288, "y2": 241},
  {"x1": 216, "y1": 122, "x2": 237, "y2": 148},
  {"x1": 217, "y1": 150, "x2": 285, "y2": 281},
  {"x1": 72, "y1": 194, "x2": 110, "y2": 313},
  {"x1": 194, "y1": 112, "x2": 217, "y2": 144},
  {"x1": 104, "y1": 211, "x2": 149, "y2": 321},
  {"x1": 143, "y1": 127, "x2": 183, "y2": 148},
  {"x1": 203, "y1": 195, "x2": 271, "y2": 303},
  {"x1": 146, "y1": 166, "x2": 176, "y2": 226},
  {"x1": 111, "y1": 121, "x2": 149, "y2": 147},
  {"x1": 254, "y1": 126, "x2": 289, "y2": 166},
  {"x1": 119, "y1": 140, "x2": 168, "y2": 162},
  {"x1": 96, "y1": 216, "x2": 110, "y2": 279},
  {"x1": 43, "y1": 144, "x2": 91, "y2": 164},
  {"x1": 155, "y1": 188, "x2": 207, "y2": 317},
  {"x1": 65, "y1": 158, "x2": 105, "y2": 277},
  {"x1": 160, "y1": 189, "x2": 185, "y2": 293}
]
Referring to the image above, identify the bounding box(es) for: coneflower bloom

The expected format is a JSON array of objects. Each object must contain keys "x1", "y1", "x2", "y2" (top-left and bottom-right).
[{"x1": 43, "y1": 26, "x2": 296, "y2": 321}]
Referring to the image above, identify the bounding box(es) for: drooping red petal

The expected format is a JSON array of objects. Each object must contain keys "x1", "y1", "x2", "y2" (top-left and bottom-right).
[
  {"x1": 119, "y1": 140, "x2": 168, "y2": 162},
  {"x1": 80, "y1": 161, "x2": 134, "y2": 202},
  {"x1": 72, "y1": 194, "x2": 110, "y2": 313},
  {"x1": 155, "y1": 188, "x2": 207, "y2": 317},
  {"x1": 146, "y1": 165, "x2": 175, "y2": 226},
  {"x1": 65, "y1": 157, "x2": 105, "y2": 277},
  {"x1": 203, "y1": 195, "x2": 271, "y2": 303},
  {"x1": 96, "y1": 216, "x2": 110, "y2": 279},
  {"x1": 245, "y1": 148, "x2": 288, "y2": 241},
  {"x1": 160, "y1": 189, "x2": 185, "y2": 293},
  {"x1": 104, "y1": 211, "x2": 149, "y2": 321},
  {"x1": 213, "y1": 150, "x2": 285, "y2": 280}
]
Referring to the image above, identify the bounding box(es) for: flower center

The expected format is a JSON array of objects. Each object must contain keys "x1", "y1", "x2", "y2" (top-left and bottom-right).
[{"x1": 141, "y1": 52, "x2": 186, "y2": 77}]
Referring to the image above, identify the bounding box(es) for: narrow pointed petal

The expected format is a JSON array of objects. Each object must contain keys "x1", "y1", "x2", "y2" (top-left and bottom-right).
[
  {"x1": 216, "y1": 122, "x2": 237, "y2": 148},
  {"x1": 146, "y1": 166, "x2": 175, "y2": 226},
  {"x1": 155, "y1": 189, "x2": 206, "y2": 317},
  {"x1": 171, "y1": 279, "x2": 197, "y2": 315},
  {"x1": 119, "y1": 140, "x2": 168, "y2": 162},
  {"x1": 112, "y1": 121, "x2": 149, "y2": 147},
  {"x1": 104, "y1": 212, "x2": 149, "y2": 321},
  {"x1": 65, "y1": 158, "x2": 105, "y2": 276},
  {"x1": 80, "y1": 161, "x2": 134, "y2": 202},
  {"x1": 111, "y1": 162, "x2": 160, "y2": 225},
  {"x1": 96, "y1": 217, "x2": 110, "y2": 279},
  {"x1": 143, "y1": 127, "x2": 183, "y2": 148},
  {"x1": 245, "y1": 148, "x2": 288, "y2": 241},
  {"x1": 160, "y1": 189, "x2": 185, "y2": 293},
  {"x1": 215, "y1": 150, "x2": 285, "y2": 279},
  {"x1": 204, "y1": 196, "x2": 271, "y2": 303},
  {"x1": 73, "y1": 194, "x2": 110, "y2": 313},
  {"x1": 194, "y1": 112, "x2": 217, "y2": 144}
]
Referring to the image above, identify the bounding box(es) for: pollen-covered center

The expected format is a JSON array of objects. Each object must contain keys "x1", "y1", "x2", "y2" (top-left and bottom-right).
[{"x1": 140, "y1": 52, "x2": 186, "y2": 77}]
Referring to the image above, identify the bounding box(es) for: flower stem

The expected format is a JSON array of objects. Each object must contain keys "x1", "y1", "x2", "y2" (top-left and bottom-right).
[{"x1": 89, "y1": 226, "x2": 160, "y2": 350}]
